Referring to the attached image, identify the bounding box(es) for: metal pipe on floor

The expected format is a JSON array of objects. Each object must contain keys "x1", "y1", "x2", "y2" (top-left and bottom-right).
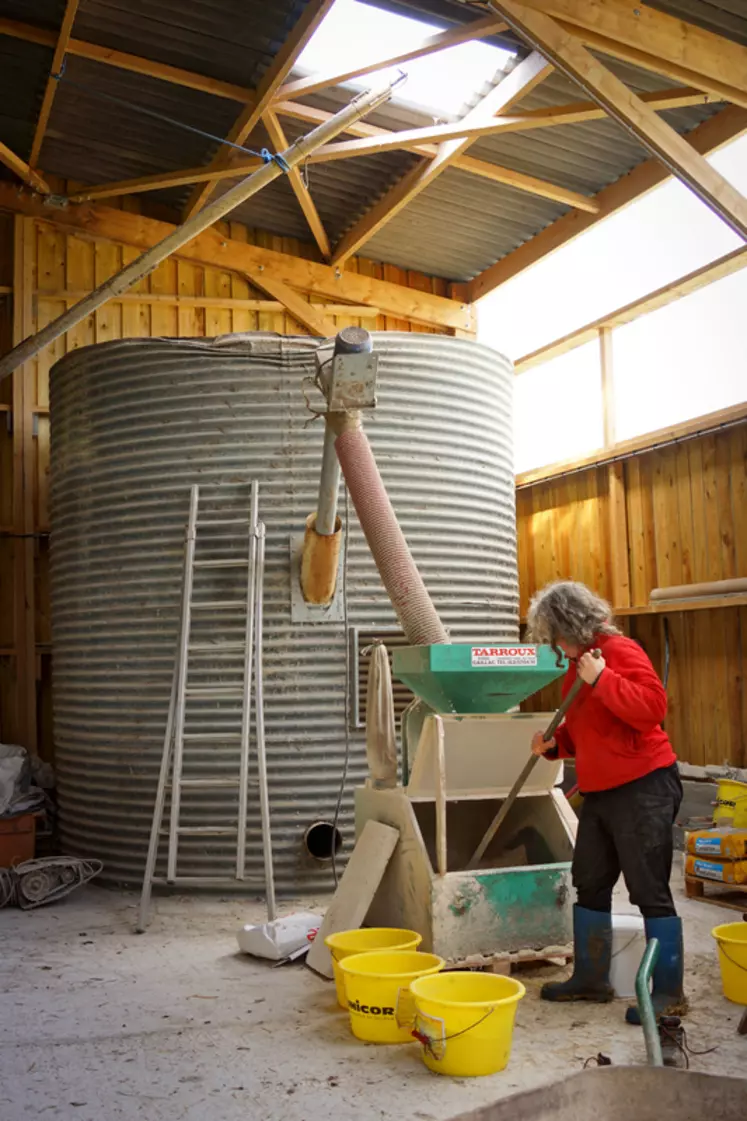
[
  {"x1": 0, "y1": 79, "x2": 402, "y2": 384},
  {"x1": 636, "y1": 938, "x2": 664, "y2": 1067}
]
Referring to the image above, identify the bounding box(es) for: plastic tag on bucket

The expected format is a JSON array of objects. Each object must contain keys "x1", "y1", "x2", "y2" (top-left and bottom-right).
[
  {"x1": 413, "y1": 1010, "x2": 447, "y2": 1061},
  {"x1": 394, "y1": 986, "x2": 417, "y2": 1029}
]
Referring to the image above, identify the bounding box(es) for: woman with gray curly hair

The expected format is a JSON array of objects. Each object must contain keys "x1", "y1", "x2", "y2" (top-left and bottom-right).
[{"x1": 527, "y1": 581, "x2": 685, "y2": 1025}]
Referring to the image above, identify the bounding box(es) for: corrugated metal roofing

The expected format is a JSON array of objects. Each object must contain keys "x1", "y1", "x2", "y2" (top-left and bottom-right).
[
  {"x1": 0, "y1": 0, "x2": 742, "y2": 282},
  {"x1": 41, "y1": 55, "x2": 239, "y2": 189},
  {"x1": 649, "y1": 1, "x2": 747, "y2": 47},
  {"x1": 74, "y1": 0, "x2": 309, "y2": 89}
]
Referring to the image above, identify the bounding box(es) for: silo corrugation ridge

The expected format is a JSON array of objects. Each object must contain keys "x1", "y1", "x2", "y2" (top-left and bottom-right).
[{"x1": 49, "y1": 332, "x2": 517, "y2": 890}]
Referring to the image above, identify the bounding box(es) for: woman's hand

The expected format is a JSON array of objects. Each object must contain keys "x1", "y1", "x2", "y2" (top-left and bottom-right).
[
  {"x1": 578, "y1": 650, "x2": 605, "y2": 685},
  {"x1": 531, "y1": 731, "x2": 555, "y2": 756}
]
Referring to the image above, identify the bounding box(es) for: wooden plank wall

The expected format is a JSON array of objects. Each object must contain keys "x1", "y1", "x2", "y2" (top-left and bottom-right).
[
  {"x1": 0, "y1": 207, "x2": 450, "y2": 759},
  {"x1": 518, "y1": 423, "x2": 747, "y2": 768}
]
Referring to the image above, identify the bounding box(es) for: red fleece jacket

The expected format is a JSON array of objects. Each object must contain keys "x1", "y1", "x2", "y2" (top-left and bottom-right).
[{"x1": 553, "y1": 633, "x2": 676, "y2": 793}]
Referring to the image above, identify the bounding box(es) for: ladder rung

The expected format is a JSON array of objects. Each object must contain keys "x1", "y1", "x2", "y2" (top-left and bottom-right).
[
  {"x1": 193, "y1": 559, "x2": 248, "y2": 569},
  {"x1": 182, "y1": 732, "x2": 242, "y2": 741},
  {"x1": 176, "y1": 778, "x2": 241, "y2": 789},
  {"x1": 184, "y1": 687, "x2": 244, "y2": 699},
  {"x1": 168, "y1": 826, "x2": 237, "y2": 836},
  {"x1": 189, "y1": 642, "x2": 245, "y2": 652},
  {"x1": 191, "y1": 601, "x2": 247, "y2": 610},
  {"x1": 151, "y1": 877, "x2": 251, "y2": 887},
  {"x1": 196, "y1": 519, "x2": 250, "y2": 527}
]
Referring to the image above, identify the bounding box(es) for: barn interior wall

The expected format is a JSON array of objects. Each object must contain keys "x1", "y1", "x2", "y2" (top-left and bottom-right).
[{"x1": 519, "y1": 426, "x2": 747, "y2": 768}]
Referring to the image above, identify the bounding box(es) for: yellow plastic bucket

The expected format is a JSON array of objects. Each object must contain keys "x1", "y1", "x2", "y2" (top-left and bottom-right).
[
  {"x1": 409, "y1": 971, "x2": 526, "y2": 1077},
  {"x1": 713, "y1": 779, "x2": 747, "y2": 828},
  {"x1": 712, "y1": 923, "x2": 747, "y2": 1004},
  {"x1": 339, "y1": 950, "x2": 444, "y2": 1043},
  {"x1": 325, "y1": 928, "x2": 423, "y2": 1008}
]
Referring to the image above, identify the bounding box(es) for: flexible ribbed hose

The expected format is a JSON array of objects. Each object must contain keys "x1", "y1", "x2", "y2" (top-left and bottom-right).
[{"x1": 335, "y1": 427, "x2": 449, "y2": 646}]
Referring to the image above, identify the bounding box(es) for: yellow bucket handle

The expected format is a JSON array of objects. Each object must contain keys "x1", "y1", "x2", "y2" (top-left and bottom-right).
[
  {"x1": 719, "y1": 945, "x2": 747, "y2": 975},
  {"x1": 413, "y1": 1007, "x2": 495, "y2": 1061}
]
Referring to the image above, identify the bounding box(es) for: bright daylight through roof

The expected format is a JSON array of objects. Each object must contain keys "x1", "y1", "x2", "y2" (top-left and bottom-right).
[{"x1": 296, "y1": 0, "x2": 516, "y2": 117}]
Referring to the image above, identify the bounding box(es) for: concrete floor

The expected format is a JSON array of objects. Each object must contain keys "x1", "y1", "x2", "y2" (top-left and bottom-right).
[{"x1": 1, "y1": 861, "x2": 745, "y2": 1121}]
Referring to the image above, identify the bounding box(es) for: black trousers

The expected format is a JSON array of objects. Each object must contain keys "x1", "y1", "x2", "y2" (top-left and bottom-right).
[{"x1": 573, "y1": 763, "x2": 683, "y2": 919}]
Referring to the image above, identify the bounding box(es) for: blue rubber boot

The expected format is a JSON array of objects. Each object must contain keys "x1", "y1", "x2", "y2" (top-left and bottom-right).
[
  {"x1": 626, "y1": 916, "x2": 688, "y2": 1024},
  {"x1": 541, "y1": 905, "x2": 614, "y2": 1002}
]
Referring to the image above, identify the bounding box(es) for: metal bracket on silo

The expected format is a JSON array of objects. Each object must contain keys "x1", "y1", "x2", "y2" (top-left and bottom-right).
[{"x1": 289, "y1": 532, "x2": 346, "y2": 622}]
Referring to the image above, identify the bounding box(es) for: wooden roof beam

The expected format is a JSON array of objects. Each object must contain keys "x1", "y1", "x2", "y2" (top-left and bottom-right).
[
  {"x1": 306, "y1": 86, "x2": 711, "y2": 157},
  {"x1": 330, "y1": 51, "x2": 553, "y2": 266},
  {"x1": 242, "y1": 267, "x2": 337, "y2": 335},
  {"x1": 182, "y1": 0, "x2": 337, "y2": 219},
  {"x1": 64, "y1": 85, "x2": 716, "y2": 206},
  {"x1": 66, "y1": 83, "x2": 709, "y2": 217},
  {"x1": 0, "y1": 140, "x2": 49, "y2": 193},
  {"x1": 489, "y1": 3, "x2": 747, "y2": 242},
  {"x1": 469, "y1": 100, "x2": 747, "y2": 302},
  {"x1": 263, "y1": 110, "x2": 331, "y2": 258},
  {"x1": 69, "y1": 125, "x2": 598, "y2": 215},
  {"x1": 0, "y1": 16, "x2": 255, "y2": 102},
  {"x1": 517, "y1": 0, "x2": 747, "y2": 110},
  {"x1": 29, "y1": 0, "x2": 80, "y2": 169},
  {"x1": 275, "y1": 12, "x2": 508, "y2": 101},
  {"x1": 0, "y1": 182, "x2": 473, "y2": 332}
]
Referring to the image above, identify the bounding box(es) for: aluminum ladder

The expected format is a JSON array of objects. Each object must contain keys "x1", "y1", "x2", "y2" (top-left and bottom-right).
[{"x1": 137, "y1": 481, "x2": 276, "y2": 931}]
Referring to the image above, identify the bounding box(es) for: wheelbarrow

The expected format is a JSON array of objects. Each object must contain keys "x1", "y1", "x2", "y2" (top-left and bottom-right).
[{"x1": 444, "y1": 1065, "x2": 746, "y2": 1121}]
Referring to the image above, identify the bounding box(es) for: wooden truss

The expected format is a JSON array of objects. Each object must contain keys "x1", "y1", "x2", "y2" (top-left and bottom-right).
[{"x1": 1, "y1": 1, "x2": 747, "y2": 299}]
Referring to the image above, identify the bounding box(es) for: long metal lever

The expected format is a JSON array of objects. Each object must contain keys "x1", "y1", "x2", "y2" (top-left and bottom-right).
[{"x1": 466, "y1": 649, "x2": 601, "y2": 869}]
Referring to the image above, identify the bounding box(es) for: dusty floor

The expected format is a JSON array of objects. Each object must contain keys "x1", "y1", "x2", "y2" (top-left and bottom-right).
[{"x1": 1, "y1": 860, "x2": 745, "y2": 1121}]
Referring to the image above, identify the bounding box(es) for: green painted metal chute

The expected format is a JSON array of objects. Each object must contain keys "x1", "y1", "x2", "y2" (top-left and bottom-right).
[{"x1": 392, "y1": 643, "x2": 565, "y2": 714}]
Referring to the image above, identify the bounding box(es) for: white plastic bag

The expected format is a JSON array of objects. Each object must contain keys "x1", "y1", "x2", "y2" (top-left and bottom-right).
[{"x1": 237, "y1": 911, "x2": 323, "y2": 961}]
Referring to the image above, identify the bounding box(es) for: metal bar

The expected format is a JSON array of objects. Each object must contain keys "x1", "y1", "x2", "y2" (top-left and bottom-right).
[
  {"x1": 167, "y1": 484, "x2": 199, "y2": 883},
  {"x1": 136, "y1": 631, "x2": 180, "y2": 932},
  {"x1": 236, "y1": 480, "x2": 259, "y2": 880},
  {"x1": 0, "y1": 78, "x2": 401, "y2": 385},
  {"x1": 467, "y1": 652, "x2": 600, "y2": 868},
  {"x1": 636, "y1": 938, "x2": 664, "y2": 1067},
  {"x1": 254, "y1": 521, "x2": 277, "y2": 921},
  {"x1": 316, "y1": 422, "x2": 341, "y2": 535}
]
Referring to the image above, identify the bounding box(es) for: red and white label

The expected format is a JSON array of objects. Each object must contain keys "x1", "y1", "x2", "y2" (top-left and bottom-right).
[{"x1": 471, "y1": 645, "x2": 538, "y2": 667}]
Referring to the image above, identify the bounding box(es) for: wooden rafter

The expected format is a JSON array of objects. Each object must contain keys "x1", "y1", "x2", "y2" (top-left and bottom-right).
[
  {"x1": 263, "y1": 110, "x2": 331, "y2": 258},
  {"x1": 243, "y1": 267, "x2": 337, "y2": 336},
  {"x1": 0, "y1": 183, "x2": 473, "y2": 331},
  {"x1": 182, "y1": 0, "x2": 337, "y2": 219},
  {"x1": 516, "y1": 0, "x2": 747, "y2": 111},
  {"x1": 0, "y1": 16, "x2": 255, "y2": 102},
  {"x1": 469, "y1": 105, "x2": 747, "y2": 299},
  {"x1": 275, "y1": 13, "x2": 508, "y2": 101},
  {"x1": 515, "y1": 244, "x2": 747, "y2": 372},
  {"x1": 69, "y1": 132, "x2": 599, "y2": 216},
  {"x1": 278, "y1": 86, "x2": 713, "y2": 135},
  {"x1": 29, "y1": 0, "x2": 80, "y2": 168},
  {"x1": 69, "y1": 87, "x2": 708, "y2": 212},
  {"x1": 309, "y1": 87, "x2": 713, "y2": 159},
  {"x1": 489, "y1": 3, "x2": 747, "y2": 242},
  {"x1": 0, "y1": 141, "x2": 49, "y2": 193},
  {"x1": 330, "y1": 52, "x2": 553, "y2": 266}
]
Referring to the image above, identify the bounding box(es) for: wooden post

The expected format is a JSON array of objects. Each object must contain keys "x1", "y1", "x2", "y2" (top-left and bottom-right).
[
  {"x1": 11, "y1": 216, "x2": 37, "y2": 750},
  {"x1": 599, "y1": 327, "x2": 631, "y2": 608},
  {"x1": 434, "y1": 717, "x2": 447, "y2": 877}
]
